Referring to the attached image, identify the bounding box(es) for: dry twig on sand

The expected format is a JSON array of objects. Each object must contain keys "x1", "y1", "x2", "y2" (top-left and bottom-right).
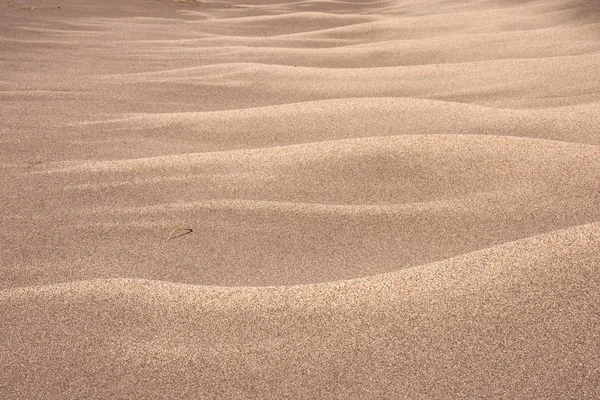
[{"x1": 167, "y1": 228, "x2": 193, "y2": 240}]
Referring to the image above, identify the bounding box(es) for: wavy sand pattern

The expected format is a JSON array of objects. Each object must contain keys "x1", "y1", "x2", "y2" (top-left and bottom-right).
[{"x1": 1, "y1": 0, "x2": 599, "y2": 398}]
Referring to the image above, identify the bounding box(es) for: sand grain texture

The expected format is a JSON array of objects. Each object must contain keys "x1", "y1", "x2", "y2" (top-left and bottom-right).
[{"x1": 1, "y1": 0, "x2": 599, "y2": 398}]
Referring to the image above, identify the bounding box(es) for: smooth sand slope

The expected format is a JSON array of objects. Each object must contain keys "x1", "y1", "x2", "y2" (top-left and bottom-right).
[{"x1": 1, "y1": 0, "x2": 599, "y2": 398}]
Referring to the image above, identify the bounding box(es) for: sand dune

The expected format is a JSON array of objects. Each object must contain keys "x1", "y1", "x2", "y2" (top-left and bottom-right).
[
  {"x1": 1, "y1": 0, "x2": 599, "y2": 398},
  {"x1": 2, "y1": 134, "x2": 598, "y2": 287},
  {"x1": 2, "y1": 223, "x2": 600, "y2": 398}
]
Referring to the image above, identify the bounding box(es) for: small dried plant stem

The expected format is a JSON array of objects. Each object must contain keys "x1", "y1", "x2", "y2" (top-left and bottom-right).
[{"x1": 167, "y1": 228, "x2": 193, "y2": 240}]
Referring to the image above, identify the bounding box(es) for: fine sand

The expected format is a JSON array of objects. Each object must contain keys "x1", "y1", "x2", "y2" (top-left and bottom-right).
[{"x1": 1, "y1": 0, "x2": 600, "y2": 398}]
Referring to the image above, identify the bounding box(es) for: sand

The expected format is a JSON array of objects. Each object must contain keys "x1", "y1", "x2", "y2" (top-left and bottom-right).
[{"x1": 1, "y1": 0, "x2": 599, "y2": 398}]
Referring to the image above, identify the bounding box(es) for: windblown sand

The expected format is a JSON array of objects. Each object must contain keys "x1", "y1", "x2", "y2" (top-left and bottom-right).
[{"x1": 1, "y1": 0, "x2": 600, "y2": 398}]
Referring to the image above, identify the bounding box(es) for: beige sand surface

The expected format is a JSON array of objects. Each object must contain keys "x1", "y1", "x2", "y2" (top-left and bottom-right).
[{"x1": 1, "y1": 0, "x2": 599, "y2": 398}]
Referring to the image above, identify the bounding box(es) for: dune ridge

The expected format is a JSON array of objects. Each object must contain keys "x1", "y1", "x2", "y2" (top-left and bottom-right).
[
  {"x1": 1, "y1": 0, "x2": 599, "y2": 398},
  {"x1": 2, "y1": 223, "x2": 600, "y2": 398}
]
